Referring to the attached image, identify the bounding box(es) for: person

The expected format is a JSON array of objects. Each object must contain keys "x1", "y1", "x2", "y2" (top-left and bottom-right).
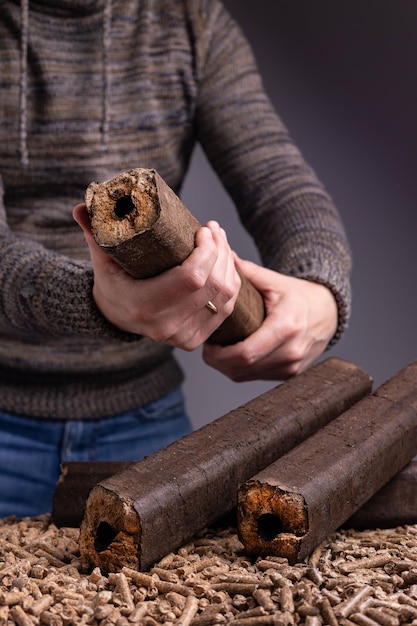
[{"x1": 0, "y1": 0, "x2": 351, "y2": 518}]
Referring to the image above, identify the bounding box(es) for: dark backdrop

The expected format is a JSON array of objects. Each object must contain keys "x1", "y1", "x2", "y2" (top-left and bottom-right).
[{"x1": 177, "y1": 0, "x2": 417, "y2": 428}]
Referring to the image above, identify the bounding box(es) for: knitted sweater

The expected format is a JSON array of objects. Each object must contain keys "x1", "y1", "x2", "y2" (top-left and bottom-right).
[{"x1": 0, "y1": 0, "x2": 352, "y2": 420}]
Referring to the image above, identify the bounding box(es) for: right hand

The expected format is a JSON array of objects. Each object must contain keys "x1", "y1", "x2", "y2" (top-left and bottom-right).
[{"x1": 73, "y1": 204, "x2": 241, "y2": 350}]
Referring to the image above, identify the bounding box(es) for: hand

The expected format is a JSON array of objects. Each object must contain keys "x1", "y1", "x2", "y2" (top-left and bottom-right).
[
  {"x1": 73, "y1": 204, "x2": 241, "y2": 350},
  {"x1": 202, "y1": 256, "x2": 338, "y2": 381}
]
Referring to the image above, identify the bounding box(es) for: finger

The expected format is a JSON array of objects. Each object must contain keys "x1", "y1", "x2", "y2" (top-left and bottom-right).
[
  {"x1": 159, "y1": 228, "x2": 238, "y2": 348},
  {"x1": 174, "y1": 224, "x2": 236, "y2": 312},
  {"x1": 203, "y1": 340, "x2": 304, "y2": 381},
  {"x1": 180, "y1": 226, "x2": 218, "y2": 296},
  {"x1": 202, "y1": 310, "x2": 296, "y2": 372},
  {"x1": 72, "y1": 203, "x2": 91, "y2": 232},
  {"x1": 205, "y1": 220, "x2": 227, "y2": 241},
  {"x1": 234, "y1": 255, "x2": 285, "y2": 297},
  {"x1": 73, "y1": 203, "x2": 125, "y2": 276},
  {"x1": 204, "y1": 222, "x2": 240, "y2": 307},
  {"x1": 73, "y1": 202, "x2": 99, "y2": 252}
]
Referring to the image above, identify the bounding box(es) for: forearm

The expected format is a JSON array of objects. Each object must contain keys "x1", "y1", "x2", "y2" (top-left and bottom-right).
[
  {"x1": 0, "y1": 225, "x2": 133, "y2": 342},
  {"x1": 195, "y1": 0, "x2": 351, "y2": 342}
]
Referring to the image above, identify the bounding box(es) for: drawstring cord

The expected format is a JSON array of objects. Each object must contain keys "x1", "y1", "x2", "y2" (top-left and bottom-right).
[
  {"x1": 102, "y1": 0, "x2": 112, "y2": 145},
  {"x1": 19, "y1": 0, "x2": 29, "y2": 167}
]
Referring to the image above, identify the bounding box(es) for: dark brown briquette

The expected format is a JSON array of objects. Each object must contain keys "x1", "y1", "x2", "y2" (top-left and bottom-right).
[
  {"x1": 78, "y1": 357, "x2": 372, "y2": 572},
  {"x1": 237, "y1": 360, "x2": 417, "y2": 564}
]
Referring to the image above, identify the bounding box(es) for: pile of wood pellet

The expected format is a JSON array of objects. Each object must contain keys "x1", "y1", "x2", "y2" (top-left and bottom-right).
[{"x1": 2, "y1": 515, "x2": 417, "y2": 625}]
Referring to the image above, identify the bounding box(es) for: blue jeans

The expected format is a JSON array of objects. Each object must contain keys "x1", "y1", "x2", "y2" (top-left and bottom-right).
[{"x1": 0, "y1": 388, "x2": 192, "y2": 519}]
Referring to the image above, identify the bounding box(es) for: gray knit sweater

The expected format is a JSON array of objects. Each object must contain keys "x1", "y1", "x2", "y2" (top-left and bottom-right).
[{"x1": 0, "y1": 0, "x2": 351, "y2": 420}]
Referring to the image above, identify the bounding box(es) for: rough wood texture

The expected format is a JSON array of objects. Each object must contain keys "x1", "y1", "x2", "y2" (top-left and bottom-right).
[
  {"x1": 346, "y1": 458, "x2": 417, "y2": 530},
  {"x1": 237, "y1": 360, "x2": 417, "y2": 564},
  {"x1": 53, "y1": 458, "x2": 417, "y2": 531},
  {"x1": 78, "y1": 357, "x2": 372, "y2": 572},
  {"x1": 85, "y1": 168, "x2": 265, "y2": 345}
]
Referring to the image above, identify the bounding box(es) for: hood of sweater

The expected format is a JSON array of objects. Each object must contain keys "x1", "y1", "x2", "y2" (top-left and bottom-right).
[{"x1": 18, "y1": 0, "x2": 112, "y2": 166}]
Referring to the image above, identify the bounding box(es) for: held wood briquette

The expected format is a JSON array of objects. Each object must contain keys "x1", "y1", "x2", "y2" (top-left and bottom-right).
[{"x1": 85, "y1": 168, "x2": 265, "y2": 345}]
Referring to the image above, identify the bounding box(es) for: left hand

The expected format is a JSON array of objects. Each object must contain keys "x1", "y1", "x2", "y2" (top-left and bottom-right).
[{"x1": 202, "y1": 255, "x2": 338, "y2": 381}]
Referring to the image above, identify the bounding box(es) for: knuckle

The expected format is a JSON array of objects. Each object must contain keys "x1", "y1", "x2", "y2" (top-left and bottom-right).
[
  {"x1": 150, "y1": 328, "x2": 170, "y2": 344},
  {"x1": 182, "y1": 337, "x2": 202, "y2": 352},
  {"x1": 210, "y1": 276, "x2": 239, "y2": 308},
  {"x1": 283, "y1": 343, "x2": 305, "y2": 366},
  {"x1": 221, "y1": 299, "x2": 235, "y2": 319},
  {"x1": 182, "y1": 328, "x2": 207, "y2": 351},
  {"x1": 148, "y1": 320, "x2": 177, "y2": 344},
  {"x1": 181, "y1": 342, "x2": 196, "y2": 352},
  {"x1": 279, "y1": 313, "x2": 305, "y2": 343},
  {"x1": 281, "y1": 318, "x2": 301, "y2": 340},
  {"x1": 208, "y1": 275, "x2": 221, "y2": 298},
  {"x1": 137, "y1": 305, "x2": 153, "y2": 326},
  {"x1": 185, "y1": 267, "x2": 207, "y2": 292},
  {"x1": 224, "y1": 283, "x2": 236, "y2": 302},
  {"x1": 237, "y1": 345, "x2": 258, "y2": 367}
]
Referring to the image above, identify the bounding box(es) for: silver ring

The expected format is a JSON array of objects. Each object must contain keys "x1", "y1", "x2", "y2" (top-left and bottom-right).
[{"x1": 205, "y1": 300, "x2": 218, "y2": 314}]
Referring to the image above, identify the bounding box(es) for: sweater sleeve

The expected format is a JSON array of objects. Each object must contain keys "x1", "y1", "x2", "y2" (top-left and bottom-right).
[
  {"x1": 191, "y1": 0, "x2": 352, "y2": 345},
  {"x1": 0, "y1": 176, "x2": 135, "y2": 342}
]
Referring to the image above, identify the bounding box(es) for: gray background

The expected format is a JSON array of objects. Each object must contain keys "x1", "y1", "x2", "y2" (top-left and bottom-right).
[{"x1": 176, "y1": 0, "x2": 417, "y2": 429}]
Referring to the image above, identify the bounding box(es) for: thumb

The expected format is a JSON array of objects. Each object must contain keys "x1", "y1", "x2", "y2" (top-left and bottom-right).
[
  {"x1": 73, "y1": 203, "x2": 119, "y2": 271},
  {"x1": 235, "y1": 255, "x2": 281, "y2": 293},
  {"x1": 73, "y1": 203, "x2": 94, "y2": 242}
]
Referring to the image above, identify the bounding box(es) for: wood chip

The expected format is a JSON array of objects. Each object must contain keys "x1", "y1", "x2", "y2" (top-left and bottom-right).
[{"x1": 2, "y1": 515, "x2": 417, "y2": 624}]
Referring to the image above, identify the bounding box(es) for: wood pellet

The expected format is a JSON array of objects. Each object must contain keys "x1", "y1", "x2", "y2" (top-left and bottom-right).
[{"x1": 3, "y1": 515, "x2": 417, "y2": 624}]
